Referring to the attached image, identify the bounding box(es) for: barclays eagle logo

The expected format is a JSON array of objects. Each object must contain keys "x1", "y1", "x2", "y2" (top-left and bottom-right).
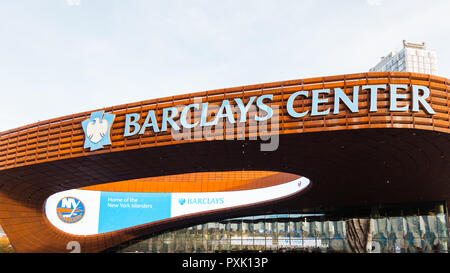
[
  {"x1": 178, "y1": 198, "x2": 186, "y2": 205},
  {"x1": 82, "y1": 110, "x2": 115, "y2": 151}
]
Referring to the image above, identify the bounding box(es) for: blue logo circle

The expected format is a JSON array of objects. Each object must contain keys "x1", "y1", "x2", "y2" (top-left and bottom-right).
[{"x1": 56, "y1": 197, "x2": 85, "y2": 224}]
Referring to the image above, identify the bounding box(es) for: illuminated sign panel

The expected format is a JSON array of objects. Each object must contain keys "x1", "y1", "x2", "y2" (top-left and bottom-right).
[
  {"x1": 45, "y1": 177, "x2": 310, "y2": 235},
  {"x1": 98, "y1": 192, "x2": 172, "y2": 234}
]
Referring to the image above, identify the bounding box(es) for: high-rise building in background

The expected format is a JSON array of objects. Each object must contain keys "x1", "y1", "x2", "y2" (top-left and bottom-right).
[{"x1": 370, "y1": 40, "x2": 438, "y2": 75}]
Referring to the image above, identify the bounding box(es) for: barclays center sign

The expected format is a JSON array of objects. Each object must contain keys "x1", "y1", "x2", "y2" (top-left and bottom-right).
[{"x1": 82, "y1": 84, "x2": 436, "y2": 152}]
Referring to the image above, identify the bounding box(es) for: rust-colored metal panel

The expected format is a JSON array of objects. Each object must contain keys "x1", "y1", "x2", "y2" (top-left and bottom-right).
[
  {"x1": 0, "y1": 72, "x2": 448, "y2": 171},
  {"x1": 80, "y1": 171, "x2": 296, "y2": 193},
  {"x1": 0, "y1": 72, "x2": 448, "y2": 253}
]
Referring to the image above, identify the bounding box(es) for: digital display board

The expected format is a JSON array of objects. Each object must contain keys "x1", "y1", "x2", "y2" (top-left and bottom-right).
[{"x1": 45, "y1": 177, "x2": 310, "y2": 235}]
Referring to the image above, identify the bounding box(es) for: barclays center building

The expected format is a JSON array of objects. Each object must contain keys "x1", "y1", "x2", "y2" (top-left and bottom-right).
[{"x1": 0, "y1": 72, "x2": 449, "y2": 253}]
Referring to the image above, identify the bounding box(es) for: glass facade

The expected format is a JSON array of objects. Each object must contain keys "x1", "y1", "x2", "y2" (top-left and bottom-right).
[
  {"x1": 369, "y1": 41, "x2": 438, "y2": 75},
  {"x1": 112, "y1": 204, "x2": 449, "y2": 253}
]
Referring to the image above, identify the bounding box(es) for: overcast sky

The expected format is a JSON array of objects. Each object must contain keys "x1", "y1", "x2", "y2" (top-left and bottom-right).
[{"x1": 0, "y1": 0, "x2": 449, "y2": 132}]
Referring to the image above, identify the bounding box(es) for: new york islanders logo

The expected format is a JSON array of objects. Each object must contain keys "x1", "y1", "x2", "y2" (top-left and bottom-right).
[
  {"x1": 56, "y1": 197, "x2": 85, "y2": 224},
  {"x1": 81, "y1": 110, "x2": 115, "y2": 151}
]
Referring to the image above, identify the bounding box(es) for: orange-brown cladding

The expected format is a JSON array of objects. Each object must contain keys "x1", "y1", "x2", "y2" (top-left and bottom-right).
[
  {"x1": 80, "y1": 171, "x2": 296, "y2": 192},
  {"x1": 0, "y1": 72, "x2": 448, "y2": 171},
  {"x1": 0, "y1": 72, "x2": 448, "y2": 253}
]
